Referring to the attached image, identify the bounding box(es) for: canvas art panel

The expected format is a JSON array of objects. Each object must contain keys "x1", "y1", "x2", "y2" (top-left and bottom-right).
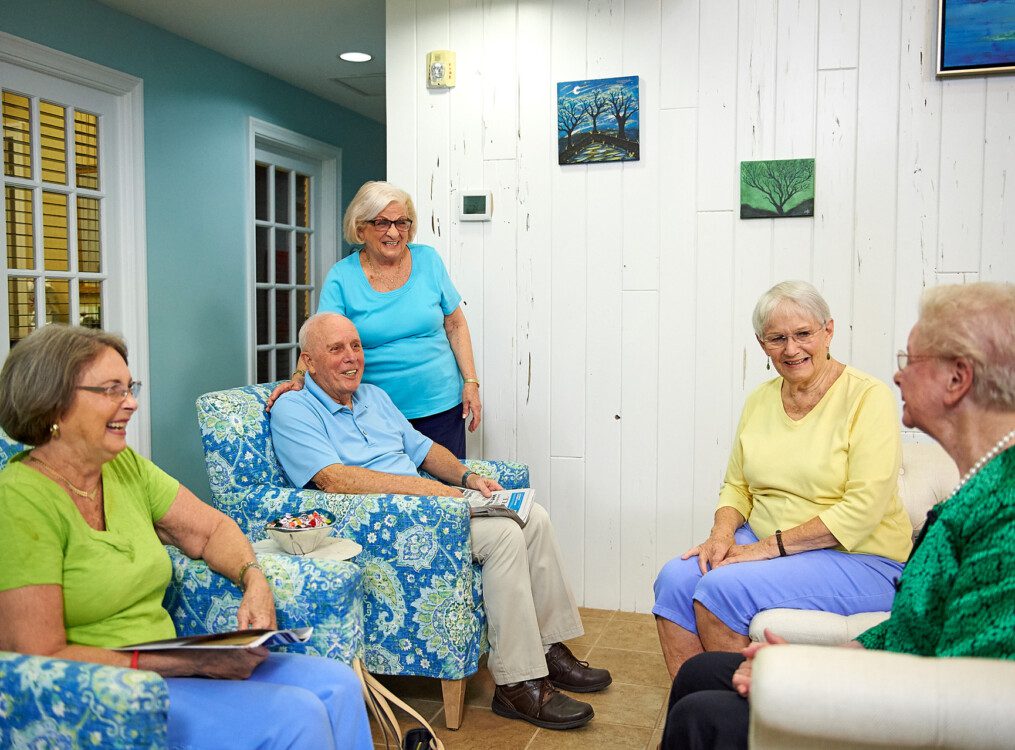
[
  {"x1": 739, "y1": 159, "x2": 816, "y2": 219},
  {"x1": 556, "y1": 75, "x2": 640, "y2": 165},
  {"x1": 937, "y1": 0, "x2": 1015, "y2": 77}
]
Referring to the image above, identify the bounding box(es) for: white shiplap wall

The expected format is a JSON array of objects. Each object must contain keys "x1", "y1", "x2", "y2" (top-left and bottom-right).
[{"x1": 386, "y1": 0, "x2": 1015, "y2": 612}]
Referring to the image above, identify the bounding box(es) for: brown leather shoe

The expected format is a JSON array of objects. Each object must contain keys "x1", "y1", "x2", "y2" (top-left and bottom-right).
[
  {"x1": 545, "y1": 642, "x2": 613, "y2": 692},
  {"x1": 492, "y1": 678, "x2": 594, "y2": 730}
]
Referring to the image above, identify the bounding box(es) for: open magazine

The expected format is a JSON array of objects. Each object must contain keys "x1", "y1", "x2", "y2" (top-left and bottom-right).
[
  {"x1": 115, "y1": 627, "x2": 313, "y2": 651},
  {"x1": 463, "y1": 487, "x2": 535, "y2": 527}
]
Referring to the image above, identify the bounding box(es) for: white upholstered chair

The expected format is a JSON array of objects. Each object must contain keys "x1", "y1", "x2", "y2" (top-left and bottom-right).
[{"x1": 747, "y1": 442, "x2": 1015, "y2": 749}]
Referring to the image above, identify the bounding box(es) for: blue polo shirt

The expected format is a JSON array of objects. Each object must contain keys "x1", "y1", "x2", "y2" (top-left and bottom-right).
[{"x1": 269, "y1": 375, "x2": 434, "y2": 490}]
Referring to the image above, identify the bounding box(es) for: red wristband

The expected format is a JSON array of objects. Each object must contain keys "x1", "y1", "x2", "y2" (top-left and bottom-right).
[{"x1": 130, "y1": 650, "x2": 140, "y2": 669}]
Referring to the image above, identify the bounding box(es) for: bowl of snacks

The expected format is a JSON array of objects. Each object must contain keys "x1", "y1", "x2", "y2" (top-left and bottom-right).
[{"x1": 265, "y1": 509, "x2": 336, "y2": 555}]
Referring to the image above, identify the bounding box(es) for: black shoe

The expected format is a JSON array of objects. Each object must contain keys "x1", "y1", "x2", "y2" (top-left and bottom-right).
[
  {"x1": 492, "y1": 678, "x2": 594, "y2": 730},
  {"x1": 545, "y1": 642, "x2": 613, "y2": 692}
]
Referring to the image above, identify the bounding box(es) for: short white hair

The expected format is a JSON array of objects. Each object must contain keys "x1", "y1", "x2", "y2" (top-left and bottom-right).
[
  {"x1": 298, "y1": 312, "x2": 346, "y2": 352},
  {"x1": 342, "y1": 181, "x2": 417, "y2": 245},
  {"x1": 917, "y1": 282, "x2": 1015, "y2": 410},
  {"x1": 752, "y1": 280, "x2": 831, "y2": 336}
]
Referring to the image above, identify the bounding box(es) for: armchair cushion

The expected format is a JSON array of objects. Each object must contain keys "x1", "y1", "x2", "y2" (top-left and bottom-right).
[
  {"x1": 0, "y1": 651, "x2": 168, "y2": 749},
  {"x1": 162, "y1": 546, "x2": 364, "y2": 664},
  {"x1": 750, "y1": 644, "x2": 1015, "y2": 750}
]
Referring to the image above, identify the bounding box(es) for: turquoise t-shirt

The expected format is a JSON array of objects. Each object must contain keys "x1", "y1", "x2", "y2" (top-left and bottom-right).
[
  {"x1": 0, "y1": 448, "x2": 180, "y2": 647},
  {"x1": 317, "y1": 243, "x2": 464, "y2": 419}
]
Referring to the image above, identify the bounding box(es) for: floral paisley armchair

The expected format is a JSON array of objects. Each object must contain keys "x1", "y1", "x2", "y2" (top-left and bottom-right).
[
  {"x1": 195, "y1": 383, "x2": 530, "y2": 729},
  {"x1": 0, "y1": 430, "x2": 363, "y2": 747}
]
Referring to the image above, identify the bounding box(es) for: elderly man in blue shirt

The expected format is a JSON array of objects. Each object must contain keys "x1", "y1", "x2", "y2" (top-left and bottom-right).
[{"x1": 270, "y1": 312, "x2": 612, "y2": 731}]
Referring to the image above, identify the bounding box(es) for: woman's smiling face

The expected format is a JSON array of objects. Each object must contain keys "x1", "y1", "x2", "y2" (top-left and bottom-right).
[
  {"x1": 758, "y1": 303, "x2": 833, "y2": 387},
  {"x1": 359, "y1": 201, "x2": 410, "y2": 263}
]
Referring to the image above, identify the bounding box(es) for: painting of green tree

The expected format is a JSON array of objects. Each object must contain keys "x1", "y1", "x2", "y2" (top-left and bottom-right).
[{"x1": 740, "y1": 158, "x2": 815, "y2": 219}]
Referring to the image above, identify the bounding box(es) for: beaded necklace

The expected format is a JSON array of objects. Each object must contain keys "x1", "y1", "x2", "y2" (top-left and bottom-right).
[{"x1": 946, "y1": 426, "x2": 1015, "y2": 501}]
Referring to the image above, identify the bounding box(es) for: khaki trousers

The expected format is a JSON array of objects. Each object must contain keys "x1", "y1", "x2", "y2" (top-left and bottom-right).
[{"x1": 469, "y1": 502, "x2": 584, "y2": 684}]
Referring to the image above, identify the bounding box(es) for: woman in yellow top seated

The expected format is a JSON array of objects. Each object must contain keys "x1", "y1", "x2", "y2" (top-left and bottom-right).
[{"x1": 653, "y1": 280, "x2": 912, "y2": 679}]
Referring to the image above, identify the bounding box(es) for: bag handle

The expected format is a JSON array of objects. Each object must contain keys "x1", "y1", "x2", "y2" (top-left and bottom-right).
[{"x1": 353, "y1": 659, "x2": 446, "y2": 750}]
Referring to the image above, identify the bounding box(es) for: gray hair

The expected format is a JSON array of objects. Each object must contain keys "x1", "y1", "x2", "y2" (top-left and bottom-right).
[
  {"x1": 752, "y1": 280, "x2": 832, "y2": 336},
  {"x1": 342, "y1": 181, "x2": 418, "y2": 245},
  {"x1": 916, "y1": 282, "x2": 1015, "y2": 410},
  {"x1": 0, "y1": 325, "x2": 128, "y2": 446},
  {"x1": 298, "y1": 312, "x2": 346, "y2": 352}
]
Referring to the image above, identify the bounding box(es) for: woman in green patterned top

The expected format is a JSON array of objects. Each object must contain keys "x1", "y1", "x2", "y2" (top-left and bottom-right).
[{"x1": 659, "y1": 281, "x2": 1015, "y2": 750}]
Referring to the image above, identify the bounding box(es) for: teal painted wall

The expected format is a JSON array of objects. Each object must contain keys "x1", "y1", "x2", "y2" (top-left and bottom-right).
[{"x1": 1, "y1": 0, "x2": 386, "y2": 496}]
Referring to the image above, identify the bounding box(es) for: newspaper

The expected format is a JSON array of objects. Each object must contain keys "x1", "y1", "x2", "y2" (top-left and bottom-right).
[
  {"x1": 115, "y1": 627, "x2": 314, "y2": 651},
  {"x1": 463, "y1": 487, "x2": 535, "y2": 527}
]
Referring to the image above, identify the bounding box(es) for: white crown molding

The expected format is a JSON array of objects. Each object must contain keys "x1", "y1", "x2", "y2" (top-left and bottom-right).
[{"x1": 0, "y1": 31, "x2": 140, "y2": 95}]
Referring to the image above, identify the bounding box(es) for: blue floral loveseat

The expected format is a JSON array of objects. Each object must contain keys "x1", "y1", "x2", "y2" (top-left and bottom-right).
[
  {"x1": 196, "y1": 383, "x2": 529, "y2": 728},
  {"x1": 0, "y1": 432, "x2": 364, "y2": 748}
]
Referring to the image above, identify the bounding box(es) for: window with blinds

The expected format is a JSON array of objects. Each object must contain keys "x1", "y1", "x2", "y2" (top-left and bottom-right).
[
  {"x1": 253, "y1": 160, "x2": 314, "y2": 383},
  {"x1": 3, "y1": 88, "x2": 104, "y2": 350}
]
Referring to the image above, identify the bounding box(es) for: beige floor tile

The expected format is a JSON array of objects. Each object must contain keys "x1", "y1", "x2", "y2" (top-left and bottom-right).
[
  {"x1": 612, "y1": 611, "x2": 657, "y2": 626},
  {"x1": 527, "y1": 721, "x2": 654, "y2": 749},
  {"x1": 431, "y1": 706, "x2": 538, "y2": 749},
  {"x1": 563, "y1": 616, "x2": 608, "y2": 655},
  {"x1": 647, "y1": 727, "x2": 663, "y2": 749},
  {"x1": 578, "y1": 607, "x2": 617, "y2": 621},
  {"x1": 575, "y1": 682, "x2": 669, "y2": 728},
  {"x1": 586, "y1": 645, "x2": 671, "y2": 689},
  {"x1": 597, "y1": 619, "x2": 663, "y2": 654},
  {"x1": 655, "y1": 697, "x2": 669, "y2": 728}
]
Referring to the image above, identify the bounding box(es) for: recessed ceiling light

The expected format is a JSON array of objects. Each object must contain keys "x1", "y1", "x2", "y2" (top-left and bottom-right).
[{"x1": 339, "y1": 52, "x2": 372, "y2": 63}]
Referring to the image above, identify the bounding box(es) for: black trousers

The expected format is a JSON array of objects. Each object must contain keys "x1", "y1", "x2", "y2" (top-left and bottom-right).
[
  {"x1": 409, "y1": 402, "x2": 466, "y2": 459},
  {"x1": 661, "y1": 652, "x2": 749, "y2": 750}
]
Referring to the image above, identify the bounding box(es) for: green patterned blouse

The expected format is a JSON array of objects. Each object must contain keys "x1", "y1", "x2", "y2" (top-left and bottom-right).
[{"x1": 856, "y1": 446, "x2": 1015, "y2": 658}]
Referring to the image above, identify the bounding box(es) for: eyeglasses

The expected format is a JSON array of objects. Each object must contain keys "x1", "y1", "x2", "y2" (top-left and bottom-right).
[
  {"x1": 761, "y1": 327, "x2": 823, "y2": 350},
  {"x1": 77, "y1": 381, "x2": 142, "y2": 400},
  {"x1": 896, "y1": 351, "x2": 948, "y2": 370},
  {"x1": 364, "y1": 218, "x2": 412, "y2": 232}
]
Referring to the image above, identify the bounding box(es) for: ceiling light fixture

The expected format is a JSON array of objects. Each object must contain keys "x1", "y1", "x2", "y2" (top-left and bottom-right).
[{"x1": 339, "y1": 52, "x2": 372, "y2": 63}]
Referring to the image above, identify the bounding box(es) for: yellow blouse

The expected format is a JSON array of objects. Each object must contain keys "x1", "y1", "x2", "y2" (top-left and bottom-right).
[{"x1": 718, "y1": 366, "x2": 913, "y2": 562}]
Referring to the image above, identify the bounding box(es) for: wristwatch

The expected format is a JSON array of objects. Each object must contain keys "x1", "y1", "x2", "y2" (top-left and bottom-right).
[{"x1": 460, "y1": 470, "x2": 475, "y2": 487}]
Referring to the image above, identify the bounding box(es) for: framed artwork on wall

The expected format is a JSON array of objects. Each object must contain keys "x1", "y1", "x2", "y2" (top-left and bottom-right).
[
  {"x1": 556, "y1": 75, "x2": 639, "y2": 165},
  {"x1": 937, "y1": 0, "x2": 1015, "y2": 77},
  {"x1": 739, "y1": 159, "x2": 815, "y2": 219}
]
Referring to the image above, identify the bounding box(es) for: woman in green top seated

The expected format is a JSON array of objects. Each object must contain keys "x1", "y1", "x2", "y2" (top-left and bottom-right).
[
  {"x1": 653, "y1": 280, "x2": 913, "y2": 679},
  {"x1": 661, "y1": 281, "x2": 1015, "y2": 750},
  {"x1": 0, "y1": 325, "x2": 371, "y2": 750}
]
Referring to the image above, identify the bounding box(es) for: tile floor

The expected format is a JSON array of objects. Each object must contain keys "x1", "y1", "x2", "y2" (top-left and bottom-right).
[{"x1": 370, "y1": 608, "x2": 670, "y2": 749}]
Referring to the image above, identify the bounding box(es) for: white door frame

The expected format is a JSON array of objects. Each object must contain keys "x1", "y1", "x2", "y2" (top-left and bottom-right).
[
  {"x1": 246, "y1": 117, "x2": 341, "y2": 383},
  {"x1": 0, "y1": 32, "x2": 150, "y2": 454}
]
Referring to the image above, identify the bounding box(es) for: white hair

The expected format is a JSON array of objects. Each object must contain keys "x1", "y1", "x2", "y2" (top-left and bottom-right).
[{"x1": 752, "y1": 280, "x2": 832, "y2": 336}]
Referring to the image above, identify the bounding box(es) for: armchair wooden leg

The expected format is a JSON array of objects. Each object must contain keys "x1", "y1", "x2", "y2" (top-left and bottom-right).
[{"x1": 441, "y1": 678, "x2": 467, "y2": 730}]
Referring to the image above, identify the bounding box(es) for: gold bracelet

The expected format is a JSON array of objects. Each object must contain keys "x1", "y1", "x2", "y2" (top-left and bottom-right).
[
  {"x1": 237, "y1": 560, "x2": 262, "y2": 592},
  {"x1": 291, "y1": 368, "x2": 306, "y2": 380},
  {"x1": 463, "y1": 378, "x2": 479, "y2": 387}
]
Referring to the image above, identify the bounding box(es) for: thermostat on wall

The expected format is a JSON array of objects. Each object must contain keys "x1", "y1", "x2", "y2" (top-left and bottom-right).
[{"x1": 460, "y1": 191, "x2": 493, "y2": 221}]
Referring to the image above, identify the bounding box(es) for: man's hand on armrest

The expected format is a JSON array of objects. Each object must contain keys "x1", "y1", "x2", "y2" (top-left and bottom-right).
[
  {"x1": 313, "y1": 463, "x2": 462, "y2": 497},
  {"x1": 419, "y1": 443, "x2": 502, "y2": 497}
]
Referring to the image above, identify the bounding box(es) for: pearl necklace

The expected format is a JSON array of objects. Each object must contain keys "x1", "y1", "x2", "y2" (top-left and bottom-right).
[
  {"x1": 28, "y1": 455, "x2": 101, "y2": 500},
  {"x1": 947, "y1": 427, "x2": 1015, "y2": 501}
]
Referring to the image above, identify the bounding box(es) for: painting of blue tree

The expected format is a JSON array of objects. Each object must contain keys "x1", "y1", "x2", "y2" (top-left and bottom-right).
[{"x1": 557, "y1": 76, "x2": 639, "y2": 165}]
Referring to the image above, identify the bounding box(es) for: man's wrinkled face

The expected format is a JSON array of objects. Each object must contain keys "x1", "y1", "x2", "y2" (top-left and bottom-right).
[{"x1": 304, "y1": 315, "x2": 365, "y2": 407}]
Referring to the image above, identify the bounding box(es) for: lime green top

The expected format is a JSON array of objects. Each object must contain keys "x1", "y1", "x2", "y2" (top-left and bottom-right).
[
  {"x1": 0, "y1": 447, "x2": 180, "y2": 647},
  {"x1": 718, "y1": 366, "x2": 913, "y2": 562}
]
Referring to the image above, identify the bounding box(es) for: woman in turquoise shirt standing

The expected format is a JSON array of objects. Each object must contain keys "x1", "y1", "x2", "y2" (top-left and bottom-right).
[{"x1": 271, "y1": 181, "x2": 481, "y2": 458}]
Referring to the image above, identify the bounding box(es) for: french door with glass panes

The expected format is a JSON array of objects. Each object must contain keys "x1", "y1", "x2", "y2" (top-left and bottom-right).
[
  {"x1": 1, "y1": 40, "x2": 149, "y2": 451},
  {"x1": 253, "y1": 149, "x2": 320, "y2": 384}
]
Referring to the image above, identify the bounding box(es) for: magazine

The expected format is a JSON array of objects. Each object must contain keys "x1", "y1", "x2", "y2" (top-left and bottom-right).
[
  {"x1": 115, "y1": 626, "x2": 313, "y2": 651},
  {"x1": 463, "y1": 487, "x2": 535, "y2": 526}
]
